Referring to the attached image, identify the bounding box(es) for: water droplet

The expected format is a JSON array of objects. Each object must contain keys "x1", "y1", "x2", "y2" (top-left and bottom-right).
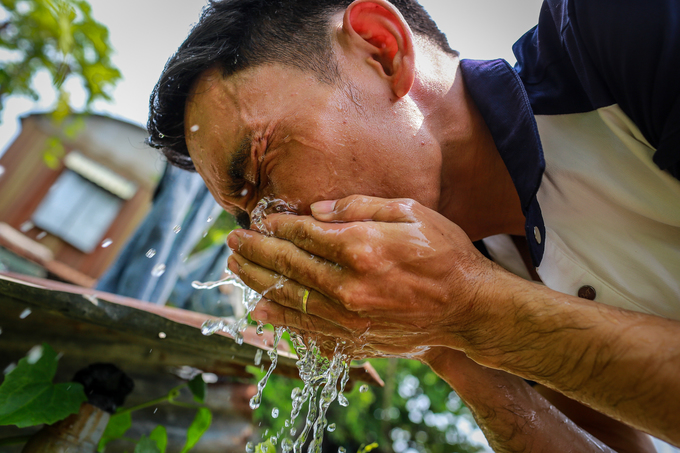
[
  {"x1": 154, "y1": 407, "x2": 158, "y2": 414},
  {"x1": 338, "y1": 447, "x2": 346, "y2": 453},
  {"x1": 101, "y1": 238, "x2": 113, "y2": 248},
  {"x1": 281, "y1": 438, "x2": 293, "y2": 452},
  {"x1": 201, "y1": 319, "x2": 224, "y2": 336},
  {"x1": 254, "y1": 349, "x2": 263, "y2": 366},
  {"x1": 256, "y1": 323, "x2": 264, "y2": 335},
  {"x1": 158, "y1": 332, "x2": 166, "y2": 339},
  {"x1": 207, "y1": 216, "x2": 213, "y2": 223},
  {"x1": 338, "y1": 394, "x2": 349, "y2": 407},
  {"x1": 290, "y1": 427, "x2": 297, "y2": 437},
  {"x1": 249, "y1": 394, "x2": 261, "y2": 410},
  {"x1": 327, "y1": 423, "x2": 336, "y2": 432},
  {"x1": 146, "y1": 248, "x2": 156, "y2": 258},
  {"x1": 245, "y1": 442, "x2": 254, "y2": 453},
  {"x1": 149, "y1": 349, "x2": 153, "y2": 353},
  {"x1": 202, "y1": 230, "x2": 208, "y2": 237},
  {"x1": 151, "y1": 264, "x2": 166, "y2": 277},
  {"x1": 19, "y1": 308, "x2": 31, "y2": 319},
  {"x1": 26, "y1": 345, "x2": 44, "y2": 364},
  {"x1": 173, "y1": 224, "x2": 181, "y2": 234},
  {"x1": 272, "y1": 407, "x2": 279, "y2": 418},
  {"x1": 203, "y1": 373, "x2": 218, "y2": 383},
  {"x1": 240, "y1": 188, "x2": 248, "y2": 197},
  {"x1": 83, "y1": 294, "x2": 99, "y2": 305},
  {"x1": 20, "y1": 221, "x2": 34, "y2": 232},
  {"x1": 285, "y1": 420, "x2": 290, "y2": 428},
  {"x1": 190, "y1": 124, "x2": 199, "y2": 132},
  {"x1": 359, "y1": 385, "x2": 369, "y2": 393},
  {"x1": 4, "y1": 363, "x2": 16, "y2": 375},
  {"x1": 269, "y1": 436, "x2": 278, "y2": 446},
  {"x1": 36, "y1": 231, "x2": 46, "y2": 240}
]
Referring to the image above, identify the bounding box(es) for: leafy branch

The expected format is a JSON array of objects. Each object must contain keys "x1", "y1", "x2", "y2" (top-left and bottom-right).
[
  {"x1": 0, "y1": 0, "x2": 121, "y2": 117},
  {"x1": 97, "y1": 373, "x2": 212, "y2": 453},
  {"x1": 0, "y1": 344, "x2": 211, "y2": 453}
]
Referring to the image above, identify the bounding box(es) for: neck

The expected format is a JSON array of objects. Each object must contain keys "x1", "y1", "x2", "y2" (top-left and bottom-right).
[{"x1": 416, "y1": 58, "x2": 525, "y2": 241}]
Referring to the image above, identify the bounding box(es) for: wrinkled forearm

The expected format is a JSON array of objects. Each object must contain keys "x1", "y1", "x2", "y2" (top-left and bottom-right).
[
  {"x1": 422, "y1": 348, "x2": 616, "y2": 453},
  {"x1": 457, "y1": 271, "x2": 680, "y2": 446}
]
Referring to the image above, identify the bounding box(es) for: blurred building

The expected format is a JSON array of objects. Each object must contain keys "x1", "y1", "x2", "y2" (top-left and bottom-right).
[{"x1": 0, "y1": 113, "x2": 163, "y2": 287}]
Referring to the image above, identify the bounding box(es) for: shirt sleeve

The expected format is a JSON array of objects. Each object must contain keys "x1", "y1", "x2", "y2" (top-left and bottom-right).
[{"x1": 513, "y1": 0, "x2": 680, "y2": 179}]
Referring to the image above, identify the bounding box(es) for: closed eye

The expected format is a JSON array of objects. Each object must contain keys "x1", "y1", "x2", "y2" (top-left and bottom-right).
[{"x1": 227, "y1": 135, "x2": 253, "y2": 198}]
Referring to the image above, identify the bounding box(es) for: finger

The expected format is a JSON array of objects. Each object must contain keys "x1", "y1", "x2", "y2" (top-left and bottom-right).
[
  {"x1": 228, "y1": 229, "x2": 345, "y2": 298},
  {"x1": 310, "y1": 195, "x2": 420, "y2": 223},
  {"x1": 228, "y1": 253, "x2": 358, "y2": 323},
  {"x1": 252, "y1": 298, "x2": 356, "y2": 341}
]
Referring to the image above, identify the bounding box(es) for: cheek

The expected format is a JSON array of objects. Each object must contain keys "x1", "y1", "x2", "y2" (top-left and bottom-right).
[{"x1": 267, "y1": 157, "x2": 353, "y2": 213}]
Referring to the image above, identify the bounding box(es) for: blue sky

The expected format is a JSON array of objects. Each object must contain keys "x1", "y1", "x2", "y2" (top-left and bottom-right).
[{"x1": 0, "y1": 0, "x2": 543, "y2": 155}]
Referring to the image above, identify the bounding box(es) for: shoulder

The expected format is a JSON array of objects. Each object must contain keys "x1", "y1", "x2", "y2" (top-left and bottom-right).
[{"x1": 514, "y1": 0, "x2": 680, "y2": 178}]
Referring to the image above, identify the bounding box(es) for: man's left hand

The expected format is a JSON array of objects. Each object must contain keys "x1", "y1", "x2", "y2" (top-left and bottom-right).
[{"x1": 226, "y1": 195, "x2": 497, "y2": 358}]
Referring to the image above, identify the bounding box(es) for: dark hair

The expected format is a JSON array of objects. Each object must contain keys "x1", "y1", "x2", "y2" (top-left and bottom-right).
[{"x1": 147, "y1": 0, "x2": 457, "y2": 171}]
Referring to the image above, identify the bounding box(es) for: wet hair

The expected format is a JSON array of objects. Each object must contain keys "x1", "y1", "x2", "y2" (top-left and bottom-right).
[{"x1": 147, "y1": 0, "x2": 457, "y2": 171}]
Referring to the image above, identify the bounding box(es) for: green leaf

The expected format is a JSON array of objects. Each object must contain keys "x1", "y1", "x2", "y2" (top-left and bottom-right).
[
  {"x1": 187, "y1": 375, "x2": 206, "y2": 404},
  {"x1": 97, "y1": 411, "x2": 132, "y2": 452},
  {"x1": 255, "y1": 439, "x2": 276, "y2": 453},
  {"x1": 0, "y1": 343, "x2": 87, "y2": 428},
  {"x1": 149, "y1": 425, "x2": 167, "y2": 453},
  {"x1": 134, "y1": 435, "x2": 160, "y2": 453},
  {"x1": 358, "y1": 443, "x2": 379, "y2": 453},
  {"x1": 179, "y1": 407, "x2": 212, "y2": 453}
]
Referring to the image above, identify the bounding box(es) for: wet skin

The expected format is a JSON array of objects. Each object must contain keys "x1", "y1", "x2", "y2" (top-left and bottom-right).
[{"x1": 182, "y1": 0, "x2": 676, "y2": 450}]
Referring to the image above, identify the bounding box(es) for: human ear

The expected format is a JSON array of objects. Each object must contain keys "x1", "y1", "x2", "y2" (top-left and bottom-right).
[{"x1": 342, "y1": 0, "x2": 415, "y2": 98}]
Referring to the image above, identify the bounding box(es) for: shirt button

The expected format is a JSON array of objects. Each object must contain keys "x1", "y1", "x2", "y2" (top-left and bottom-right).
[
  {"x1": 533, "y1": 226, "x2": 542, "y2": 244},
  {"x1": 577, "y1": 285, "x2": 597, "y2": 300}
]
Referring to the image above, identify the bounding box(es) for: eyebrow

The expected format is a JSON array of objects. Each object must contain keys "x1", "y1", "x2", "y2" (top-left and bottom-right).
[{"x1": 226, "y1": 134, "x2": 252, "y2": 195}]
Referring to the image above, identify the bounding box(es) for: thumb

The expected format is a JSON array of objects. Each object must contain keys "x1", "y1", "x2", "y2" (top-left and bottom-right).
[{"x1": 310, "y1": 195, "x2": 418, "y2": 223}]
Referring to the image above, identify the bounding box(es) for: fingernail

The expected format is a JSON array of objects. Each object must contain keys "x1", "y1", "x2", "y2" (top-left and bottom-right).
[
  {"x1": 311, "y1": 200, "x2": 336, "y2": 215},
  {"x1": 227, "y1": 256, "x2": 240, "y2": 274},
  {"x1": 227, "y1": 231, "x2": 241, "y2": 250},
  {"x1": 252, "y1": 307, "x2": 268, "y2": 322}
]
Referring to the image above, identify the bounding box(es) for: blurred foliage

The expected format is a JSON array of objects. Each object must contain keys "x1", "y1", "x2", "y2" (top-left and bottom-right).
[
  {"x1": 248, "y1": 357, "x2": 485, "y2": 453},
  {"x1": 0, "y1": 0, "x2": 121, "y2": 116},
  {"x1": 0, "y1": 0, "x2": 121, "y2": 168},
  {"x1": 191, "y1": 210, "x2": 240, "y2": 256}
]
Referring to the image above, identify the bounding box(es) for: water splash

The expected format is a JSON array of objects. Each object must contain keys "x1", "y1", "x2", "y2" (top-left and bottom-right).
[
  {"x1": 195, "y1": 198, "x2": 355, "y2": 453},
  {"x1": 250, "y1": 197, "x2": 296, "y2": 236},
  {"x1": 151, "y1": 264, "x2": 166, "y2": 277},
  {"x1": 146, "y1": 248, "x2": 156, "y2": 258},
  {"x1": 250, "y1": 327, "x2": 284, "y2": 410}
]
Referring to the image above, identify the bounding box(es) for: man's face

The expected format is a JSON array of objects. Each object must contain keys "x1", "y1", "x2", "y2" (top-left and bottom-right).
[{"x1": 184, "y1": 63, "x2": 442, "y2": 220}]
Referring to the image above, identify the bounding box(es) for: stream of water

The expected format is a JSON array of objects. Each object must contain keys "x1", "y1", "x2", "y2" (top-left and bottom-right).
[{"x1": 192, "y1": 198, "x2": 354, "y2": 453}]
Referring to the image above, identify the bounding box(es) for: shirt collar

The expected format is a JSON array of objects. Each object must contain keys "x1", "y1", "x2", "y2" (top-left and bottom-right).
[{"x1": 459, "y1": 59, "x2": 546, "y2": 266}]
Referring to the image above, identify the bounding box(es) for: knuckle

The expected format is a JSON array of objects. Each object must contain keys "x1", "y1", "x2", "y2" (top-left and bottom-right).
[
  {"x1": 385, "y1": 198, "x2": 418, "y2": 220},
  {"x1": 282, "y1": 308, "x2": 302, "y2": 328},
  {"x1": 339, "y1": 282, "x2": 364, "y2": 311},
  {"x1": 287, "y1": 219, "x2": 314, "y2": 248},
  {"x1": 272, "y1": 247, "x2": 295, "y2": 276}
]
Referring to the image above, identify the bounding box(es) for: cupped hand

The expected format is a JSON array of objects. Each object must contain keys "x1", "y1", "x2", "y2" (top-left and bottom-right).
[{"x1": 227, "y1": 195, "x2": 499, "y2": 358}]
